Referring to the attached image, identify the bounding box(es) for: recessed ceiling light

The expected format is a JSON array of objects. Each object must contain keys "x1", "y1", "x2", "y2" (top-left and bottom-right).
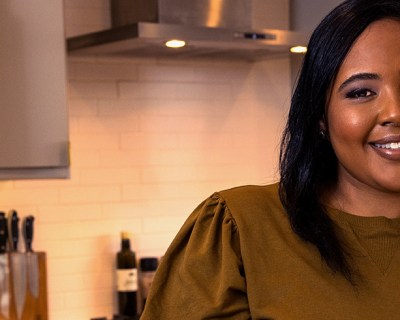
[
  {"x1": 165, "y1": 39, "x2": 186, "y2": 48},
  {"x1": 290, "y1": 46, "x2": 307, "y2": 54}
]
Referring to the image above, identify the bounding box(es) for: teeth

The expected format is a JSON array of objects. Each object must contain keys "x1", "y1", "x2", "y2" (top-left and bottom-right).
[{"x1": 375, "y1": 142, "x2": 400, "y2": 149}]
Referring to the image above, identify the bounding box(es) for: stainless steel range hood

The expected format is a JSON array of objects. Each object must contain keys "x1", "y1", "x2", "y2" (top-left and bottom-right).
[{"x1": 67, "y1": 0, "x2": 308, "y2": 61}]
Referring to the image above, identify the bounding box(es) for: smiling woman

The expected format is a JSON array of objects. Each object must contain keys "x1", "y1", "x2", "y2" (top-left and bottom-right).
[
  {"x1": 141, "y1": 1, "x2": 400, "y2": 319},
  {"x1": 324, "y1": 19, "x2": 400, "y2": 216}
]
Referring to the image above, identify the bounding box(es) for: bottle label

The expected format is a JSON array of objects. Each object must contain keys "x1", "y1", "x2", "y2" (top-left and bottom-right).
[{"x1": 117, "y1": 268, "x2": 138, "y2": 292}]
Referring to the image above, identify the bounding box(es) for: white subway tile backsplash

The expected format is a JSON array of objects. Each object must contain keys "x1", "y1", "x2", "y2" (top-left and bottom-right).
[
  {"x1": 59, "y1": 238, "x2": 116, "y2": 261},
  {"x1": 69, "y1": 62, "x2": 138, "y2": 81},
  {"x1": 134, "y1": 233, "x2": 177, "y2": 253},
  {"x1": 97, "y1": 98, "x2": 145, "y2": 115},
  {"x1": 176, "y1": 82, "x2": 232, "y2": 100},
  {"x1": 101, "y1": 202, "x2": 151, "y2": 219},
  {"x1": 70, "y1": 149, "x2": 101, "y2": 168},
  {"x1": 76, "y1": 114, "x2": 140, "y2": 133},
  {"x1": 149, "y1": 99, "x2": 226, "y2": 115},
  {"x1": 177, "y1": 132, "x2": 234, "y2": 148},
  {"x1": 118, "y1": 81, "x2": 178, "y2": 99},
  {"x1": 59, "y1": 186, "x2": 121, "y2": 204},
  {"x1": 138, "y1": 64, "x2": 196, "y2": 82},
  {"x1": 98, "y1": 150, "x2": 153, "y2": 167},
  {"x1": 101, "y1": 147, "x2": 258, "y2": 167},
  {"x1": 80, "y1": 168, "x2": 141, "y2": 185},
  {"x1": 68, "y1": 98, "x2": 99, "y2": 116},
  {"x1": 141, "y1": 164, "x2": 264, "y2": 184},
  {"x1": 122, "y1": 181, "x2": 229, "y2": 203},
  {"x1": 69, "y1": 81, "x2": 118, "y2": 99},
  {"x1": 59, "y1": 305, "x2": 114, "y2": 320},
  {"x1": 47, "y1": 292, "x2": 65, "y2": 311},
  {"x1": 49, "y1": 256, "x2": 113, "y2": 276},
  {"x1": 232, "y1": 82, "x2": 291, "y2": 102},
  {"x1": 101, "y1": 199, "x2": 201, "y2": 219},
  {"x1": 192, "y1": 63, "x2": 252, "y2": 83},
  {"x1": 79, "y1": 218, "x2": 142, "y2": 238},
  {"x1": 142, "y1": 215, "x2": 188, "y2": 233},
  {"x1": 38, "y1": 204, "x2": 102, "y2": 223},
  {"x1": 120, "y1": 132, "x2": 179, "y2": 149},
  {"x1": 49, "y1": 272, "x2": 113, "y2": 293},
  {"x1": 64, "y1": 289, "x2": 114, "y2": 308},
  {"x1": 121, "y1": 183, "x2": 178, "y2": 202},
  {"x1": 0, "y1": 188, "x2": 59, "y2": 206},
  {"x1": 138, "y1": 114, "x2": 212, "y2": 133},
  {"x1": 70, "y1": 132, "x2": 120, "y2": 150},
  {"x1": 35, "y1": 239, "x2": 68, "y2": 258}
]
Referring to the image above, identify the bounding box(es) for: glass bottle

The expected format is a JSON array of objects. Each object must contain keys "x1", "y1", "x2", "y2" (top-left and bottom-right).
[{"x1": 116, "y1": 232, "x2": 138, "y2": 319}]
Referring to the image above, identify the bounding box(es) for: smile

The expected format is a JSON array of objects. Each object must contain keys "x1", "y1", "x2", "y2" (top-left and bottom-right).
[{"x1": 374, "y1": 142, "x2": 400, "y2": 150}]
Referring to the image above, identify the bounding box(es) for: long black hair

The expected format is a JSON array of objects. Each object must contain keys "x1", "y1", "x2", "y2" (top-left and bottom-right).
[{"x1": 279, "y1": 0, "x2": 400, "y2": 282}]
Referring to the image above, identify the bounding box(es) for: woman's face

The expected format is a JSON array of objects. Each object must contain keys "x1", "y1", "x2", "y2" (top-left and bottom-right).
[{"x1": 326, "y1": 19, "x2": 400, "y2": 195}]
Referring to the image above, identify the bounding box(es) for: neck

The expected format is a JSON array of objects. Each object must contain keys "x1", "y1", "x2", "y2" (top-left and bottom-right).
[{"x1": 324, "y1": 178, "x2": 400, "y2": 219}]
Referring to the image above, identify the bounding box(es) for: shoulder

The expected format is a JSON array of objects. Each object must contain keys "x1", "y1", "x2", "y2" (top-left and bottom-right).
[
  {"x1": 216, "y1": 182, "x2": 283, "y2": 214},
  {"x1": 178, "y1": 182, "x2": 288, "y2": 248},
  {"x1": 217, "y1": 182, "x2": 280, "y2": 203},
  {"x1": 212, "y1": 182, "x2": 287, "y2": 230}
]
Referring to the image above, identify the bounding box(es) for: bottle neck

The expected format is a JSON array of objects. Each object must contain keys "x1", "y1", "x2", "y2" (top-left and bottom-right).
[{"x1": 121, "y1": 238, "x2": 131, "y2": 250}]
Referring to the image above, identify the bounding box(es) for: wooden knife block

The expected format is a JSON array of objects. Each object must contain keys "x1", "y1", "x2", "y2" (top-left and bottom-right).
[{"x1": 0, "y1": 252, "x2": 48, "y2": 320}]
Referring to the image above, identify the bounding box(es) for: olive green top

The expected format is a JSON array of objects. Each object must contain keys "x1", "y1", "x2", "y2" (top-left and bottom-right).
[{"x1": 140, "y1": 183, "x2": 400, "y2": 319}]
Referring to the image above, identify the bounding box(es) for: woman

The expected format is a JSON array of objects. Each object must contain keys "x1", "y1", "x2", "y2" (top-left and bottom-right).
[{"x1": 141, "y1": 0, "x2": 400, "y2": 318}]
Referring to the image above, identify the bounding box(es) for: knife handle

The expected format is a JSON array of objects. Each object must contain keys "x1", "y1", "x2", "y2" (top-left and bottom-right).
[
  {"x1": 0, "y1": 212, "x2": 6, "y2": 254},
  {"x1": 7, "y1": 210, "x2": 19, "y2": 252},
  {"x1": 23, "y1": 215, "x2": 34, "y2": 252}
]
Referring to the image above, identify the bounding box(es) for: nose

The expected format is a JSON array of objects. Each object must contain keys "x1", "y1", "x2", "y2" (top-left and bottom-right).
[{"x1": 380, "y1": 90, "x2": 400, "y2": 126}]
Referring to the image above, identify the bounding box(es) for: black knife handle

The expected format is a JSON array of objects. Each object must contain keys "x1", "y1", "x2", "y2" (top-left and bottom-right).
[
  {"x1": 0, "y1": 212, "x2": 6, "y2": 254},
  {"x1": 7, "y1": 210, "x2": 19, "y2": 251},
  {"x1": 23, "y1": 215, "x2": 34, "y2": 252}
]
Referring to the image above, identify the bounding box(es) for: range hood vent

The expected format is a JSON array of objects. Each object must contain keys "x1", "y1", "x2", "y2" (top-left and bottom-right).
[{"x1": 67, "y1": 0, "x2": 307, "y2": 61}]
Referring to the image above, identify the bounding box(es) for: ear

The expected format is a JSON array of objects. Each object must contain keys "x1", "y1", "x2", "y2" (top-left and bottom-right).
[
  {"x1": 319, "y1": 120, "x2": 327, "y2": 131},
  {"x1": 319, "y1": 119, "x2": 329, "y2": 140}
]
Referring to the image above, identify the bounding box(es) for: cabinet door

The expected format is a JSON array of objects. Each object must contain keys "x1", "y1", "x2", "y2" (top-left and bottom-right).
[{"x1": 0, "y1": 0, "x2": 69, "y2": 179}]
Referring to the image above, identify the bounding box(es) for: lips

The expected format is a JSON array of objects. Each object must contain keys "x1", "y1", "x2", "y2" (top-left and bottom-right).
[{"x1": 370, "y1": 136, "x2": 400, "y2": 160}]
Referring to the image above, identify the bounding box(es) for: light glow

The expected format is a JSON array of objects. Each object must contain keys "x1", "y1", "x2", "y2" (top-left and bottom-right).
[
  {"x1": 290, "y1": 46, "x2": 308, "y2": 54},
  {"x1": 206, "y1": 0, "x2": 223, "y2": 27},
  {"x1": 165, "y1": 39, "x2": 186, "y2": 48}
]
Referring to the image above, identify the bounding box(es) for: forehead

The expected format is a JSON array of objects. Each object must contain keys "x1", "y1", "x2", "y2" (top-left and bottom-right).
[{"x1": 335, "y1": 18, "x2": 400, "y2": 81}]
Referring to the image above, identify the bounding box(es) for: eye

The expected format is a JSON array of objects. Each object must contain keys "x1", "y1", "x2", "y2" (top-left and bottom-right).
[{"x1": 345, "y1": 88, "x2": 376, "y2": 99}]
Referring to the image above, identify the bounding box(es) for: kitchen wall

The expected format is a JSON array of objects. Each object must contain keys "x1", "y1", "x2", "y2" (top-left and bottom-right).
[{"x1": 0, "y1": 1, "x2": 292, "y2": 319}]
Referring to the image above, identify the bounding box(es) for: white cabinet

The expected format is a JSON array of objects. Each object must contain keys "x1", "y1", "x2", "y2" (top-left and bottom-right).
[{"x1": 0, "y1": 0, "x2": 69, "y2": 179}]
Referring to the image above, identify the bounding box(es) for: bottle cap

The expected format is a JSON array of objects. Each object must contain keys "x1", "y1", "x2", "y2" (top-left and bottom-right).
[
  {"x1": 121, "y1": 231, "x2": 132, "y2": 240},
  {"x1": 140, "y1": 257, "x2": 158, "y2": 271}
]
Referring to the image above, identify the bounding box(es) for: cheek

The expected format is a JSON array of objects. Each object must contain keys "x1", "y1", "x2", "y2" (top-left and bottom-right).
[{"x1": 327, "y1": 105, "x2": 375, "y2": 146}]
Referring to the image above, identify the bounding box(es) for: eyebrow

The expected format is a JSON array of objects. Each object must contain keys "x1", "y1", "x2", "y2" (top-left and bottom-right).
[{"x1": 338, "y1": 72, "x2": 381, "y2": 91}]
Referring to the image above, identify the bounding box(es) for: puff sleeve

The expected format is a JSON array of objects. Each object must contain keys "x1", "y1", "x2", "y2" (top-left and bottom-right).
[{"x1": 140, "y1": 193, "x2": 250, "y2": 319}]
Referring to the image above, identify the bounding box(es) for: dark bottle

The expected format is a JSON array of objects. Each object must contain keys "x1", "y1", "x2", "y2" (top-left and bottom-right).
[
  {"x1": 117, "y1": 232, "x2": 138, "y2": 319},
  {"x1": 139, "y1": 257, "x2": 159, "y2": 313}
]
